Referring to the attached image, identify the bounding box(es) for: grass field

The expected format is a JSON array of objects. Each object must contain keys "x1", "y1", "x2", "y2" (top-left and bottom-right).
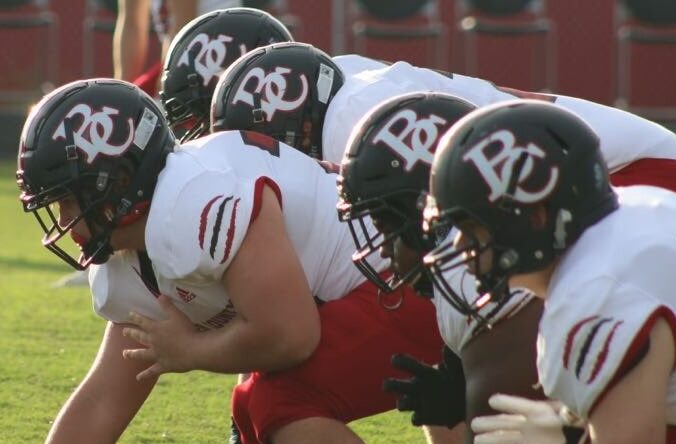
[{"x1": 0, "y1": 160, "x2": 426, "y2": 443}]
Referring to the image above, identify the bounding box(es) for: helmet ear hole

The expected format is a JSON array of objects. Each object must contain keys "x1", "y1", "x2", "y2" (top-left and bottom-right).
[
  {"x1": 110, "y1": 158, "x2": 134, "y2": 195},
  {"x1": 528, "y1": 204, "x2": 548, "y2": 230}
]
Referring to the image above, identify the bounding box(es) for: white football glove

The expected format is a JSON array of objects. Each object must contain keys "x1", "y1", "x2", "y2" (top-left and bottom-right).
[{"x1": 471, "y1": 394, "x2": 584, "y2": 444}]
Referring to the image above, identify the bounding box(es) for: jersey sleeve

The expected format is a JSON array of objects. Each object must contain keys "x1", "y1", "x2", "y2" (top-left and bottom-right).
[
  {"x1": 146, "y1": 169, "x2": 256, "y2": 281},
  {"x1": 89, "y1": 252, "x2": 166, "y2": 323},
  {"x1": 552, "y1": 95, "x2": 676, "y2": 172},
  {"x1": 332, "y1": 54, "x2": 388, "y2": 77},
  {"x1": 537, "y1": 277, "x2": 673, "y2": 418}
]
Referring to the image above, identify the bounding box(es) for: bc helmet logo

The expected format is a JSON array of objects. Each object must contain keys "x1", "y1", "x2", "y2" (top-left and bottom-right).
[
  {"x1": 231, "y1": 66, "x2": 309, "y2": 121},
  {"x1": 178, "y1": 33, "x2": 245, "y2": 87},
  {"x1": 463, "y1": 129, "x2": 559, "y2": 204},
  {"x1": 373, "y1": 109, "x2": 447, "y2": 172},
  {"x1": 52, "y1": 104, "x2": 135, "y2": 164}
]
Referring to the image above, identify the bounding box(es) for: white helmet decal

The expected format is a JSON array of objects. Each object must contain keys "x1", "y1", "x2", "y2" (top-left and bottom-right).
[
  {"x1": 463, "y1": 129, "x2": 559, "y2": 204},
  {"x1": 52, "y1": 104, "x2": 135, "y2": 164},
  {"x1": 231, "y1": 66, "x2": 309, "y2": 121},
  {"x1": 373, "y1": 109, "x2": 447, "y2": 172},
  {"x1": 178, "y1": 33, "x2": 246, "y2": 87}
]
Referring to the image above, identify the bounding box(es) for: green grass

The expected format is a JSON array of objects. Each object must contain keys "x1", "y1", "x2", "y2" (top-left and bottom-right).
[{"x1": 0, "y1": 161, "x2": 426, "y2": 443}]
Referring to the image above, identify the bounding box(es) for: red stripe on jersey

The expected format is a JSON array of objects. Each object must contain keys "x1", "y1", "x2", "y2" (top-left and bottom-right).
[
  {"x1": 199, "y1": 195, "x2": 223, "y2": 249},
  {"x1": 610, "y1": 158, "x2": 676, "y2": 192},
  {"x1": 240, "y1": 131, "x2": 280, "y2": 157},
  {"x1": 251, "y1": 177, "x2": 282, "y2": 223},
  {"x1": 589, "y1": 306, "x2": 676, "y2": 415},
  {"x1": 220, "y1": 198, "x2": 241, "y2": 264},
  {"x1": 587, "y1": 320, "x2": 623, "y2": 384},
  {"x1": 564, "y1": 315, "x2": 599, "y2": 369}
]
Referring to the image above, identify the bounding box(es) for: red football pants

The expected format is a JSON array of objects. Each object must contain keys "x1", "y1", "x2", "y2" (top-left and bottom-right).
[{"x1": 231, "y1": 280, "x2": 444, "y2": 444}]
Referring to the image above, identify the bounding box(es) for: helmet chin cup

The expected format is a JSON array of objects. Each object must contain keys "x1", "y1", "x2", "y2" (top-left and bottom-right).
[{"x1": 378, "y1": 287, "x2": 404, "y2": 311}]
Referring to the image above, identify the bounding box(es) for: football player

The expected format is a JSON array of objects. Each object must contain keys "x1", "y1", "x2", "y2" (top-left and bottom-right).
[
  {"x1": 424, "y1": 100, "x2": 676, "y2": 444},
  {"x1": 336, "y1": 91, "x2": 554, "y2": 444},
  {"x1": 16, "y1": 79, "x2": 443, "y2": 444},
  {"x1": 58, "y1": 6, "x2": 289, "y2": 292},
  {"x1": 210, "y1": 41, "x2": 676, "y2": 188}
]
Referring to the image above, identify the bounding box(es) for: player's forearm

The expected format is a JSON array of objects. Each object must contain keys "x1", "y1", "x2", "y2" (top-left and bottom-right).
[
  {"x1": 113, "y1": 0, "x2": 151, "y2": 81},
  {"x1": 188, "y1": 318, "x2": 319, "y2": 374},
  {"x1": 113, "y1": 27, "x2": 149, "y2": 81}
]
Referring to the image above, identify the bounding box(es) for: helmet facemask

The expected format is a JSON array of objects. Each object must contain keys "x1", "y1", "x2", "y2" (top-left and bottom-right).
[
  {"x1": 161, "y1": 57, "x2": 210, "y2": 143},
  {"x1": 21, "y1": 155, "x2": 145, "y2": 270},
  {"x1": 338, "y1": 190, "x2": 433, "y2": 295},
  {"x1": 423, "y1": 201, "x2": 521, "y2": 326}
]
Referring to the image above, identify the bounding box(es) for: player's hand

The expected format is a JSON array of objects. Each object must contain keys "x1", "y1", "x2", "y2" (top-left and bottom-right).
[
  {"x1": 122, "y1": 294, "x2": 199, "y2": 381},
  {"x1": 471, "y1": 394, "x2": 583, "y2": 444},
  {"x1": 383, "y1": 351, "x2": 465, "y2": 428}
]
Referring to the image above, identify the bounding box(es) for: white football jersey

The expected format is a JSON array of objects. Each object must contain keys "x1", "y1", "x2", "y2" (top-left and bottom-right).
[
  {"x1": 321, "y1": 60, "x2": 676, "y2": 168},
  {"x1": 333, "y1": 54, "x2": 387, "y2": 78},
  {"x1": 538, "y1": 185, "x2": 676, "y2": 419},
  {"x1": 322, "y1": 61, "x2": 506, "y2": 165},
  {"x1": 90, "y1": 130, "x2": 386, "y2": 329},
  {"x1": 550, "y1": 95, "x2": 676, "y2": 172}
]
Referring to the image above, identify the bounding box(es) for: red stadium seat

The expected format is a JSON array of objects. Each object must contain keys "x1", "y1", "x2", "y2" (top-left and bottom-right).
[
  {"x1": 615, "y1": 0, "x2": 676, "y2": 126},
  {"x1": 346, "y1": 0, "x2": 448, "y2": 70},
  {"x1": 0, "y1": 0, "x2": 58, "y2": 105},
  {"x1": 454, "y1": 0, "x2": 556, "y2": 92}
]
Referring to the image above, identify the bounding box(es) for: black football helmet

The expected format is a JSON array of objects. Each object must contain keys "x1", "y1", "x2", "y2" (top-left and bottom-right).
[
  {"x1": 160, "y1": 7, "x2": 293, "y2": 142},
  {"x1": 17, "y1": 79, "x2": 175, "y2": 270},
  {"x1": 337, "y1": 92, "x2": 476, "y2": 296},
  {"x1": 211, "y1": 42, "x2": 345, "y2": 159},
  {"x1": 423, "y1": 99, "x2": 618, "y2": 318}
]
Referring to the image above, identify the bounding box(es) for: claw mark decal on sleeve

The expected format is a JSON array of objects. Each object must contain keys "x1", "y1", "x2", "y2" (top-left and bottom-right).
[
  {"x1": 563, "y1": 315, "x2": 624, "y2": 384},
  {"x1": 52, "y1": 104, "x2": 135, "y2": 163},
  {"x1": 198, "y1": 194, "x2": 241, "y2": 264}
]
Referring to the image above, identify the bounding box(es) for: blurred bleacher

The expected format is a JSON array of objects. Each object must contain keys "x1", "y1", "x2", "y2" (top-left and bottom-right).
[{"x1": 1, "y1": 0, "x2": 675, "y2": 159}]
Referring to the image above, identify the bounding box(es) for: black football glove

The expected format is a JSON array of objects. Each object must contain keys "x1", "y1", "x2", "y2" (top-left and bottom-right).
[{"x1": 383, "y1": 347, "x2": 466, "y2": 428}]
